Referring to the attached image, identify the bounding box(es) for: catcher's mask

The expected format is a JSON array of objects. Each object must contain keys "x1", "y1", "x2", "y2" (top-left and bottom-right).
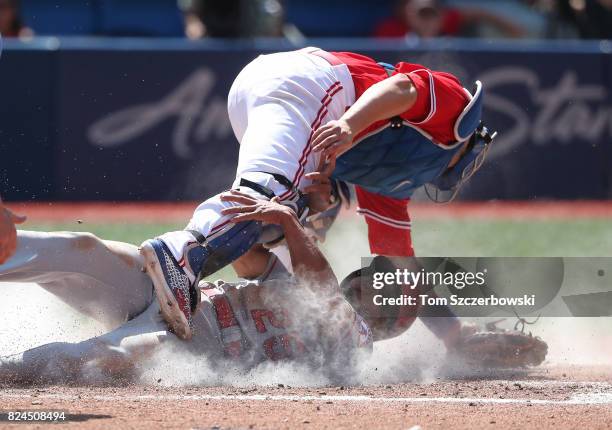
[
  {"x1": 425, "y1": 122, "x2": 497, "y2": 203},
  {"x1": 340, "y1": 256, "x2": 419, "y2": 341},
  {"x1": 425, "y1": 80, "x2": 498, "y2": 203},
  {"x1": 303, "y1": 179, "x2": 351, "y2": 242}
]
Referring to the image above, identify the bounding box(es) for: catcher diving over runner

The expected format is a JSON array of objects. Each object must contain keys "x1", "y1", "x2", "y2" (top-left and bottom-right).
[{"x1": 139, "y1": 47, "x2": 497, "y2": 341}]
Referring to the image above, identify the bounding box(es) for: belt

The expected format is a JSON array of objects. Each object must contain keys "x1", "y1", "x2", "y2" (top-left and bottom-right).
[
  {"x1": 301, "y1": 47, "x2": 344, "y2": 67},
  {"x1": 239, "y1": 171, "x2": 296, "y2": 200}
]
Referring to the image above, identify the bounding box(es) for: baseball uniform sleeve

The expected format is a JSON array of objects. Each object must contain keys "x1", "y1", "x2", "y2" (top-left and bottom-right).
[
  {"x1": 397, "y1": 66, "x2": 470, "y2": 145},
  {"x1": 355, "y1": 186, "x2": 414, "y2": 257}
]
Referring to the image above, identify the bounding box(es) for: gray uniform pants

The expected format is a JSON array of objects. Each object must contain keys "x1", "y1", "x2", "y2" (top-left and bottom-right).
[{"x1": 0, "y1": 231, "x2": 222, "y2": 384}]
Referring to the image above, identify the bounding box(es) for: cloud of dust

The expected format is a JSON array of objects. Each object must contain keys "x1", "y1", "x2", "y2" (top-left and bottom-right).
[
  {"x1": 139, "y1": 347, "x2": 330, "y2": 388},
  {"x1": 534, "y1": 317, "x2": 612, "y2": 366},
  {"x1": 0, "y1": 283, "x2": 105, "y2": 356},
  {"x1": 136, "y1": 319, "x2": 452, "y2": 388},
  {"x1": 136, "y1": 269, "x2": 451, "y2": 389},
  {"x1": 6, "y1": 280, "x2": 610, "y2": 388}
]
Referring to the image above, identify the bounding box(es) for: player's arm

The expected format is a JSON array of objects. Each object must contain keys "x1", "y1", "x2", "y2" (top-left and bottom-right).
[
  {"x1": 220, "y1": 191, "x2": 338, "y2": 289},
  {"x1": 278, "y1": 207, "x2": 338, "y2": 288},
  {"x1": 221, "y1": 192, "x2": 365, "y2": 357},
  {"x1": 312, "y1": 73, "x2": 417, "y2": 159},
  {"x1": 0, "y1": 197, "x2": 26, "y2": 264}
]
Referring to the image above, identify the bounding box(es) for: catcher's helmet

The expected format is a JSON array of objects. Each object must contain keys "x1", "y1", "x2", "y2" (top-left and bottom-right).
[{"x1": 423, "y1": 81, "x2": 497, "y2": 203}]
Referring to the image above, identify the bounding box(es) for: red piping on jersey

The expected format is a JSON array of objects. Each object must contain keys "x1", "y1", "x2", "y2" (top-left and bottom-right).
[{"x1": 208, "y1": 218, "x2": 233, "y2": 236}]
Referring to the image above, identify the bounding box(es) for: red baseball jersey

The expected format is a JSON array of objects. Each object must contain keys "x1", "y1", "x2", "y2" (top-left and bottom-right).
[{"x1": 330, "y1": 51, "x2": 470, "y2": 257}]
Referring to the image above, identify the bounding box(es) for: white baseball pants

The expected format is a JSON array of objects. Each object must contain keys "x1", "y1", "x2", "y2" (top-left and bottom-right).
[{"x1": 160, "y1": 48, "x2": 355, "y2": 266}]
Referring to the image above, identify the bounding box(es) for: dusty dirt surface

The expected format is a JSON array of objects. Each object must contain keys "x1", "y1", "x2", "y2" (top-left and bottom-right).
[{"x1": 1, "y1": 365, "x2": 611, "y2": 430}]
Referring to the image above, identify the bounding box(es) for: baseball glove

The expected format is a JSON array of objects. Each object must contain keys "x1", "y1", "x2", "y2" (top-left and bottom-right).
[{"x1": 451, "y1": 328, "x2": 548, "y2": 368}]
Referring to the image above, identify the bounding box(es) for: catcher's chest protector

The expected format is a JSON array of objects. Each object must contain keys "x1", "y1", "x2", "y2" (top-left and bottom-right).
[{"x1": 332, "y1": 82, "x2": 484, "y2": 200}]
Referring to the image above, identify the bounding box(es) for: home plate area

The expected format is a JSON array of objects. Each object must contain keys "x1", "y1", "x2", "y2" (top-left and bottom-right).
[{"x1": 0, "y1": 365, "x2": 611, "y2": 429}]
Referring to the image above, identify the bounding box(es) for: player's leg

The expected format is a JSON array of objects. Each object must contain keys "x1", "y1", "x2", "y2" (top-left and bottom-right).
[
  {"x1": 0, "y1": 230, "x2": 153, "y2": 328},
  {"x1": 140, "y1": 113, "x2": 309, "y2": 339},
  {"x1": 0, "y1": 301, "x2": 164, "y2": 384},
  {"x1": 355, "y1": 188, "x2": 464, "y2": 346},
  {"x1": 157, "y1": 51, "x2": 351, "y2": 268},
  {"x1": 0, "y1": 293, "x2": 222, "y2": 384},
  {"x1": 354, "y1": 188, "x2": 464, "y2": 344},
  {"x1": 140, "y1": 50, "x2": 354, "y2": 339}
]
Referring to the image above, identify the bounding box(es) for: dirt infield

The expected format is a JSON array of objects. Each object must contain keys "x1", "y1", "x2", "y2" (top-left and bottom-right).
[
  {"x1": 1, "y1": 366, "x2": 611, "y2": 429},
  {"x1": 6, "y1": 201, "x2": 612, "y2": 223}
]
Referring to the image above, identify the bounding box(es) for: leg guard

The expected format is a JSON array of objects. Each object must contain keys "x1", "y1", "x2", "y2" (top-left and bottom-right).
[
  {"x1": 181, "y1": 173, "x2": 308, "y2": 279},
  {"x1": 185, "y1": 220, "x2": 263, "y2": 279}
]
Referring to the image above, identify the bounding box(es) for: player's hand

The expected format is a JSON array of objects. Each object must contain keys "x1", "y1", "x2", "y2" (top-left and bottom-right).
[
  {"x1": 304, "y1": 156, "x2": 336, "y2": 213},
  {"x1": 312, "y1": 119, "x2": 354, "y2": 160},
  {"x1": 220, "y1": 190, "x2": 296, "y2": 226},
  {"x1": 0, "y1": 205, "x2": 26, "y2": 264}
]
